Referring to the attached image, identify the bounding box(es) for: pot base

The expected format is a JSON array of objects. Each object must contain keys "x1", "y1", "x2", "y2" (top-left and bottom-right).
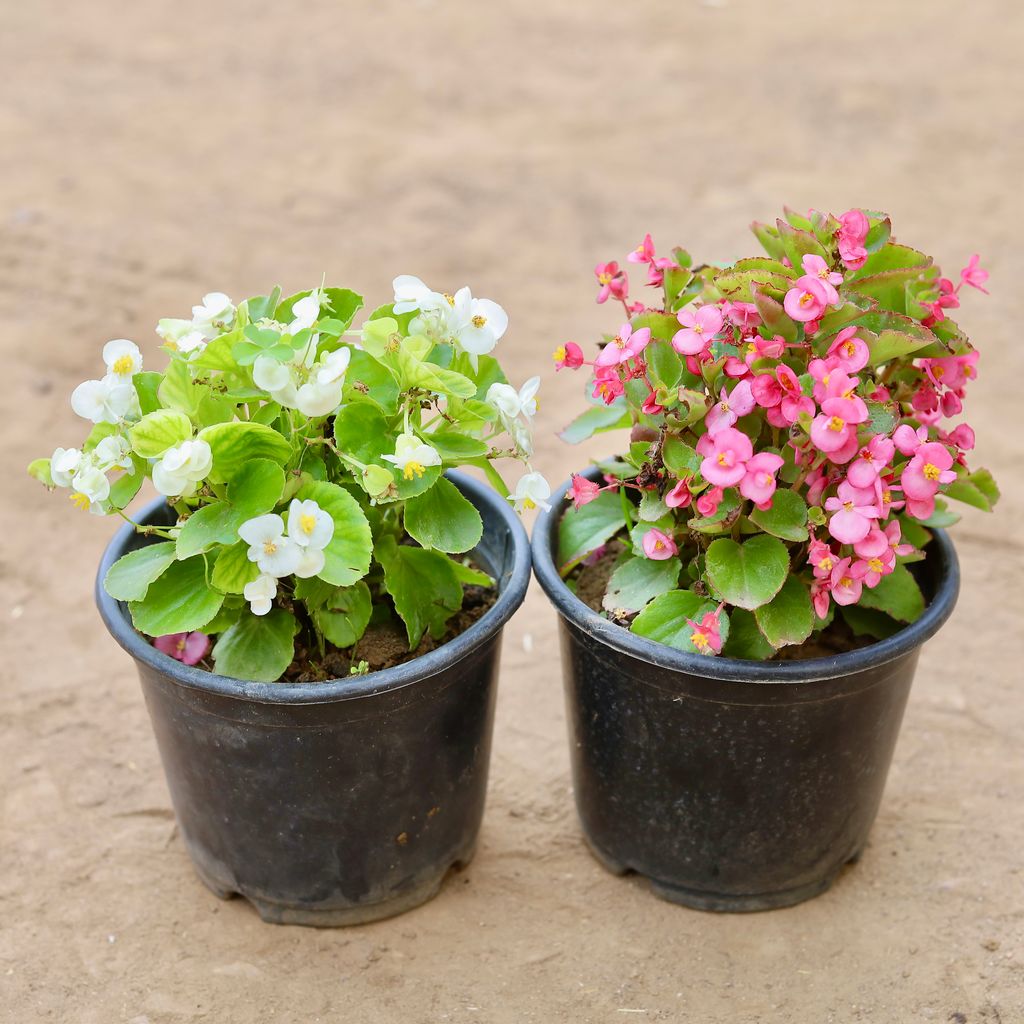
[
  {"x1": 582, "y1": 833, "x2": 863, "y2": 913},
  {"x1": 190, "y1": 844, "x2": 477, "y2": 928}
]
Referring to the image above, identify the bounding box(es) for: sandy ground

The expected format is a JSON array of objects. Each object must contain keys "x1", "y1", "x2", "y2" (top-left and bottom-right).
[{"x1": 1, "y1": 1, "x2": 1023, "y2": 1021}]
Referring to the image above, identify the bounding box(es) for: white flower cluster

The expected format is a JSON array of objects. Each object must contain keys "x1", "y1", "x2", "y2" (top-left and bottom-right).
[
  {"x1": 246, "y1": 290, "x2": 353, "y2": 419},
  {"x1": 70, "y1": 340, "x2": 143, "y2": 425},
  {"x1": 239, "y1": 499, "x2": 334, "y2": 615},
  {"x1": 49, "y1": 434, "x2": 135, "y2": 515},
  {"x1": 392, "y1": 276, "x2": 509, "y2": 370},
  {"x1": 156, "y1": 292, "x2": 236, "y2": 355}
]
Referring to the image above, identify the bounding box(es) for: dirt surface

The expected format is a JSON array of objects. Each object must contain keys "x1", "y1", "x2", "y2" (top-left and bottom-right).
[{"x1": 2, "y1": 1, "x2": 1023, "y2": 1021}]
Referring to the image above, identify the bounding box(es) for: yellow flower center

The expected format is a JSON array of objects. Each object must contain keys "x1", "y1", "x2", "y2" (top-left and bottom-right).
[
  {"x1": 829, "y1": 415, "x2": 845, "y2": 432},
  {"x1": 70, "y1": 492, "x2": 90, "y2": 511},
  {"x1": 553, "y1": 345, "x2": 566, "y2": 363},
  {"x1": 263, "y1": 539, "x2": 277, "y2": 556},
  {"x1": 112, "y1": 355, "x2": 134, "y2": 375},
  {"x1": 934, "y1": 365, "x2": 945, "y2": 378},
  {"x1": 717, "y1": 453, "x2": 729, "y2": 466},
  {"x1": 403, "y1": 461, "x2": 425, "y2": 480},
  {"x1": 868, "y1": 558, "x2": 884, "y2": 573},
  {"x1": 691, "y1": 630, "x2": 709, "y2": 652},
  {"x1": 598, "y1": 273, "x2": 612, "y2": 285},
  {"x1": 882, "y1": 489, "x2": 892, "y2": 504},
  {"x1": 443, "y1": 293, "x2": 455, "y2": 306},
  {"x1": 299, "y1": 513, "x2": 317, "y2": 535},
  {"x1": 612, "y1": 334, "x2": 625, "y2": 348},
  {"x1": 522, "y1": 497, "x2": 536, "y2": 510},
  {"x1": 799, "y1": 291, "x2": 814, "y2": 307},
  {"x1": 820, "y1": 556, "x2": 834, "y2": 572},
  {"x1": 176, "y1": 637, "x2": 188, "y2": 653},
  {"x1": 842, "y1": 341, "x2": 856, "y2": 357},
  {"x1": 472, "y1": 314, "x2": 487, "y2": 328},
  {"x1": 746, "y1": 342, "x2": 757, "y2": 356},
  {"x1": 839, "y1": 576, "x2": 853, "y2": 589},
  {"x1": 693, "y1": 324, "x2": 704, "y2": 335},
  {"x1": 818, "y1": 267, "x2": 831, "y2": 280},
  {"x1": 923, "y1": 462, "x2": 941, "y2": 481}
]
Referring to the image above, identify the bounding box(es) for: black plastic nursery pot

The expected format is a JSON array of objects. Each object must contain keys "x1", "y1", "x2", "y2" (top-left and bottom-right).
[
  {"x1": 532, "y1": 468, "x2": 960, "y2": 912},
  {"x1": 96, "y1": 471, "x2": 530, "y2": 926}
]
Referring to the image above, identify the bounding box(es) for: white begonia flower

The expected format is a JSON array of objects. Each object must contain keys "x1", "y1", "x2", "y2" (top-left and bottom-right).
[
  {"x1": 244, "y1": 574, "x2": 278, "y2": 616},
  {"x1": 288, "y1": 289, "x2": 323, "y2": 333},
  {"x1": 509, "y1": 470, "x2": 552, "y2": 513},
  {"x1": 486, "y1": 376, "x2": 540, "y2": 455},
  {"x1": 294, "y1": 546, "x2": 326, "y2": 579},
  {"x1": 392, "y1": 275, "x2": 435, "y2": 315},
  {"x1": 50, "y1": 447, "x2": 83, "y2": 487},
  {"x1": 156, "y1": 318, "x2": 209, "y2": 354},
  {"x1": 102, "y1": 339, "x2": 143, "y2": 378},
  {"x1": 287, "y1": 498, "x2": 334, "y2": 550},
  {"x1": 295, "y1": 346, "x2": 350, "y2": 418},
  {"x1": 252, "y1": 354, "x2": 293, "y2": 394},
  {"x1": 381, "y1": 433, "x2": 443, "y2": 481},
  {"x1": 191, "y1": 292, "x2": 235, "y2": 338},
  {"x1": 92, "y1": 434, "x2": 134, "y2": 473},
  {"x1": 151, "y1": 439, "x2": 213, "y2": 498},
  {"x1": 454, "y1": 297, "x2": 508, "y2": 367},
  {"x1": 69, "y1": 464, "x2": 111, "y2": 515},
  {"x1": 238, "y1": 513, "x2": 302, "y2": 578},
  {"x1": 71, "y1": 375, "x2": 140, "y2": 425}
]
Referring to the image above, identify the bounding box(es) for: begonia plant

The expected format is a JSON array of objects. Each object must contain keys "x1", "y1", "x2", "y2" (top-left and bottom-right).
[
  {"x1": 553, "y1": 208, "x2": 997, "y2": 658},
  {"x1": 30, "y1": 280, "x2": 546, "y2": 681}
]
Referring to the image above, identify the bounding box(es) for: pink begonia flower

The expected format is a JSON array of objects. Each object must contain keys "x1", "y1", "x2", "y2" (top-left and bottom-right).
[
  {"x1": 739, "y1": 452, "x2": 784, "y2": 507},
  {"x1": 811, "y1": 580, "x2": 831, "y2": 619},
  {"x1": 665, "y1": 478, "x2": 692, "y2": 508},
  {"x1": 641, "y1": 390, "x2": 665, "y2": 416},
  {"x1": 698, "y1": 426, "x2": 753, "y2": 487},
  {"x1": 885, "y1": 520, "x2": 916, "y2": 557},
  {"x1": 805, "y1": 464, "x2": 830, "y2": 506},
  {"x1": 686, "y1": 607, "x2": 724, "y2": 655},
  {"x1": 873, "y1": 474, "x2": 904, "y2": 516},
  {"x1": 627, "y1": 234, "x2": 656, "y2": 266},
  {"x1": 783, "y1": 275, "x2": 831, "y2": 322},
  {"x1": 595, "y1": 323, "x2": 652, "y2": 368},
  {"x1": 673, "y1": 304, "x2": 723, "y2": 355},
  {"x1": 902, "y1": 441, "x2": 956, "y2": 502},
  {"x1": 695, "y1": 486, "x2": 724, "y2": 517},
  {"x1": 594, "y1": 261, "x2": 628, "y2": 304},
  {"x1": 570, "y1": 474, "x2": 602, "y2": 510},
  {"x1": 911, "y1": 383, "x2": 940, "y2": 416},
  {"x1": 810, "y1": 396, "x2": 869, "y2": 457},
  {"x1": 642, "y1": 528, "x2": 678, "y2": 561},
  {"x1": 705, "y1": 379, "x2": 756, "y2": 435},
  {"x1": 941, "y1": 391, "x2": 963, "y2": 417},
  {"x1": 853, "y1": 526, "x2": 888, "y2": 559},
  {"x1": 855, "y1": 551, "x2": 895, "y2": 589},
  {"x1": 947, "y1": 423, "x2": 975, "y2": 450},
  {"x1": 801, "y1": 254, "x2": 843, "y2": 304},
  {"x1": 893, "y1": 422, "x2": 929, "y2": 456},
  {"x1": 723, "y1": 301, "x2": 760, "y2": 331},
  {"x1": 846, "y1": 435, "x2": 895, "y2": 488},
  {"x1": 830, "y1": 557, "x2": 866, "y2": 605},
  {"x1": 154, "y1": 631, "x2": 210, "y2": 666},
  {"x1": 592, "y1": 365, "x2": 624, "y2": 405},
  {"x1": 960, "y1": 254, "x2": 989, "y2": 294},
  {"x1": 553, "y1": 342, "x2": 585, "y2": 371},
  {"x1": 825, "y1": 481, "x2": 880, "y2": 544},
  {"x1": 808, "y1": 538, "x2": 837, "y2": 579},
  {"x1": 827, "y1": 327, "x2": 870, "y2": 373},
  {"x1": 921, "y1": 277, "x2": 961, "y2": 326},
  {"x1": 837, "y1": 209, "x2": 869, "y2": 270},
  {"x1": 751, "y1": 372, "x2": 782, "y2": 408}
]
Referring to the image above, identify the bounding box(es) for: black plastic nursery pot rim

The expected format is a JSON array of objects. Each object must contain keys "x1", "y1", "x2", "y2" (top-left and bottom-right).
[
  {"x1": 96, "y1": 470, "x2": 532, "y2": 703},
  {"x1": 531, "y1": 466, "x2": 961, "y2": 684}
]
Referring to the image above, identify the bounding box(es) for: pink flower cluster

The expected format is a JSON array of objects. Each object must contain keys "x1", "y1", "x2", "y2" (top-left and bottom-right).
[{"x1": 557, "y1": 209, "x2": 992, "y2": 631}]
